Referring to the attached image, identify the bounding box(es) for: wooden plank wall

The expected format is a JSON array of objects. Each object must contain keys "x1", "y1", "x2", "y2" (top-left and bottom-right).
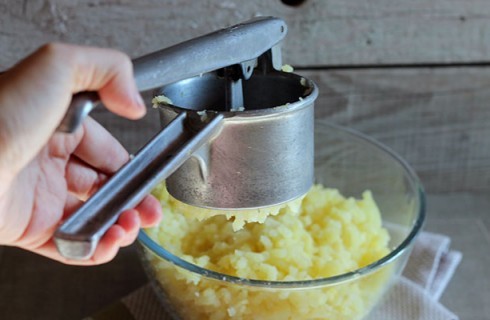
[
  {"x1": 1, "y1": 0, "x2": 489, "y2": 192},
  {"x1": 3, "y1": 0, "x2": 490, "y2": 67},
  {"x1": 306, "y1": 68, "x2": 490, "y2": 193}
]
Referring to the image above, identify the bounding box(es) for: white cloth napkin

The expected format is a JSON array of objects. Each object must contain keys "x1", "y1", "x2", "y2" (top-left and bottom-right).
[
  {"x1": 367, "y1": 231, "x2": 462, "y2": 320},
  {"x1": 119, "y1": 230, "x2": 462, "y2": 320}
]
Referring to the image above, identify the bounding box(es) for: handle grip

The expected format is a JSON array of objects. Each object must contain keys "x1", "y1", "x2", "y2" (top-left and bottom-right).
[
  {"x1": 53, "y1": 16, "x2": 287, "y2": 260},
  {"x1": 57, "y1": 92, "x2": 99, "y2": 133},
  {"x1": 56, "y1": 16, "x2": 286, "y2": 133},
  {"x1": 54, "y1": 113, "x2": 224, "y2": 260}
]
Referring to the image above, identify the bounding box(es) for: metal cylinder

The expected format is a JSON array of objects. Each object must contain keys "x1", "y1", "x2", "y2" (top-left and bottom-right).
[{"x1": 156, "y1": 71, "x2": 318, "y2": 209}]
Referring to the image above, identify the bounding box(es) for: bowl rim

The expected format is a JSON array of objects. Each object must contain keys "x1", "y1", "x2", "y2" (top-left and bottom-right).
[{"x1": 138, "y1": 120, "x2": 426, "y2": 289}]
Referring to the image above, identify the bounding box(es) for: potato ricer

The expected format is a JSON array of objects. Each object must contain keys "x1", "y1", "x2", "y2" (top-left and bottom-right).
[{"x1": 54, "y1": 16, "x2": 318, "y2": 260}]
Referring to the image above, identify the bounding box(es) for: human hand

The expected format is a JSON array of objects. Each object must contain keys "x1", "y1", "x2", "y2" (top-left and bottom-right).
[{"x1": 0, "y1": 43, "x2": 162, "y2": 265}]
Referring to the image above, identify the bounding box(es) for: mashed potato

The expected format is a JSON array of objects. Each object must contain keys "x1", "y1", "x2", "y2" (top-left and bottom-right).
[
  {"x1": 281, "y1": 64, "x2": 294, "y2": 72},
  {"x1": 171, "y1": 195, "x2": 304, "y2": 231},
  {"x1": 151, "y1": 95, "x2": 173, "y2": 108},
  {"x1": 145, "y1": 183, "x2": 391, "y2": 320}
]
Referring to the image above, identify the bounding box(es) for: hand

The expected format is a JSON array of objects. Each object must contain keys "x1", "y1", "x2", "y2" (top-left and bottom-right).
[{"x1": 0, "y1": 43, "x2": 162, "y2": 265}]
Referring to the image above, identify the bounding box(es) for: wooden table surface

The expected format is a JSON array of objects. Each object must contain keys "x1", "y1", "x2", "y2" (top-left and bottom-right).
[{"x1": 1, "y1": 1, "x2": 490, "y2": 319}]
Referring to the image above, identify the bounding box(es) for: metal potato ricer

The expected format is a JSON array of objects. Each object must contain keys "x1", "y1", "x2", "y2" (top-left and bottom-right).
[{"x1": 54, "y1": 16, "x2": 318, "y2": 260}]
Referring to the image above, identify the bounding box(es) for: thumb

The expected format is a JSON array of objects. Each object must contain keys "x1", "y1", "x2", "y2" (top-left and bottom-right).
[
  {"x1": 0, "y1": 43, "x2": 145, "y2": 177},
  {"x1": 68, "y1": 44, "x2": 146, "y2": 120}
]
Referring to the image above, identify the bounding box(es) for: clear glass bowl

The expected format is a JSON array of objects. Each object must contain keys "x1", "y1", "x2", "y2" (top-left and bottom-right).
[{"x1": 138, "y1": 120, "x2": 426, "y2": 320}]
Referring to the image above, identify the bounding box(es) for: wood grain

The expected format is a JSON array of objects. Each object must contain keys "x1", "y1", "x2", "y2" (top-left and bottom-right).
[
  {"x1": 303, "y1": 67, "x2": 490, "y2": 193},
  {"x1": 2, "y1": 0, "x2": 490, "y2": 68},
  {"x1": 0, "y1": 246, "x2": 147, "y2": 320},
  {"x1": 0, "y1": 2, "x2": 488, "y2": 320}
]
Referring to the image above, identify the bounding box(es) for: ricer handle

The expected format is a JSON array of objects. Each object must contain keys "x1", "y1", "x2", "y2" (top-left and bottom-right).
[
  {"x1": 54, "y1": 113, "x2": 224, "y2": 260},
  {"x1": 57, "y1": 16, "x2": 287, "y2": 133}
]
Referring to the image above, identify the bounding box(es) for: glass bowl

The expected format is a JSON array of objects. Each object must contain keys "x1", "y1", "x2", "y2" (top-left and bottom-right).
[{"x1": 138, "y1": 120, "x2": 426, "y2": 320}]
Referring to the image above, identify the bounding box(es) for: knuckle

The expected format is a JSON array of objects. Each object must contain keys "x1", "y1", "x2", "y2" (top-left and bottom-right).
[
  {"x1": 112, "y1": 50, "x2": 133, "y2": 72},
  {"x1": 37, "y1": 42, "x2": 76, "y2": 66},
  {"x1": 37, "y1": 42, "x2": 66, "y2": 58},
  {"x1": 121, "y1": 54, "x2": 133, "y2": 72}
]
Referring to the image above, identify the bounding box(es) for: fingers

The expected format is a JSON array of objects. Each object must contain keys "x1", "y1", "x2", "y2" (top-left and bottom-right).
[
  {"x1": 31, "y1": 226, "x2": 125, "y2": 266},
  {"x1": 135, "y1": 195, "x2": 163, "y2": 228},
  {"x1": 35, "y1": 43, "x2": 146, "y2": 120},
  {"x1": 66, "y1": 44, "x2": 146, "y2": 120},
  {"x1": 74, "y1": 117, "x2": 129, "y2": 174},
  {"x1": 117, "y1": 210, "x2": 141, "y2": 247},
  {"x1": 65, "y1": 156, "x2": 108, "y2": 201},
  {"x1": 38, "y1": 194, "x2": 162, "y2": 266},
  {"x1": 0, "y1": 43, "x2": 144, "y2": 176},
  {"x1": 62, "y1": 194, "x2": 83, "y2": 220},
  {"x1": 65, "y1": 116, "x2": 127, "y2": 200},
  {"x1": 90, "y1": 225, "x2": 126, "y2": 262},
  {"x1": 6, "y1": 42, "x2": 146, "y2": 123},
  {"x1": 116, "y1": 196, "x2": 163, "y2": 247}
]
